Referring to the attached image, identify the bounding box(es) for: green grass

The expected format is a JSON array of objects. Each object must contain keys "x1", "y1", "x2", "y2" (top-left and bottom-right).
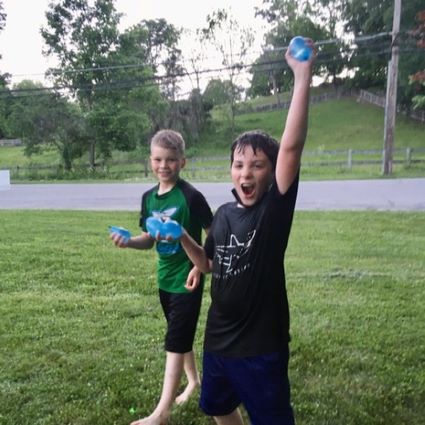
[
  {"x1": 200, "y1": 97, "x2": 425, "y2": 152},
  {"x1": 1, "y1": 210, "x2": 424, "y2": 424},
  {"x1": 1, "y1": 96, "x2": 424, "y2": 182}
]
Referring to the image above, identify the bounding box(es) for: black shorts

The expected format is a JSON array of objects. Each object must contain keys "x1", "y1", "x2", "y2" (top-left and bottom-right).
[{"x1": 159, "y1": 280, "x2": 204, "y2": 353}]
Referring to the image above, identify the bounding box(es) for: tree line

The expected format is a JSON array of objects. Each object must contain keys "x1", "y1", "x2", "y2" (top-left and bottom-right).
[{"x1": 0, "y1": 0, "x2": 423, "y2": 172}]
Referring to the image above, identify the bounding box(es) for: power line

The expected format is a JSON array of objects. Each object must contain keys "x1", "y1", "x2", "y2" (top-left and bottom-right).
[
  {"x1": 0, "y1": 32, "x2": 421, "y2": 99},
  {"x1": 263, "y1": 31, "x2": 393, "y2": 52},
  {"x1": 3, "y1": 31, "x2": 393, "y2": 80}
]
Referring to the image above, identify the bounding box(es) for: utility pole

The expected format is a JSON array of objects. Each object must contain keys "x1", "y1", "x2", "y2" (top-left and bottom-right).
[{"x1": 382, "y1": 0, "x2": 402, "y2": 175}]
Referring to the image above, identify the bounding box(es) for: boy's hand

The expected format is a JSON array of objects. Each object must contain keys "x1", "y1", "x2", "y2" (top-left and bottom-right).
[
  {"x1": 110, "y1": 231, "x2": 130, "y2": 248},
  {"x1": 109, "y1": 225, "x2": 131, "y2": 248},
  {"x1": 147, "y1": 230, "x2": 181, "y2": 243},
  {"x1": 285, "y1": 38, "x2": 317, "y2": 74},
  {"x1": 185, "y1": 266, "x2": 201, "y2": 291},
  {"x1": 146, "y1": 217, "x2": 182, "y2": 242}
]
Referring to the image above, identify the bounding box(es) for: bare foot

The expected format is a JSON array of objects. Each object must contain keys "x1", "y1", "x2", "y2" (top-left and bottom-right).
[
  {"x1": 130, "y1": 412, "x2": 169, "y2": 425},
  {"x1": 175, "y1": 381, "x2": 199, "y2": 405}
]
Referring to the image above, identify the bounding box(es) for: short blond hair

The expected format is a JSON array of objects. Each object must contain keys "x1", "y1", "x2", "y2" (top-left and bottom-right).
[{"x1": 150, "y1": 129, "x2": 185, "y2": 157}]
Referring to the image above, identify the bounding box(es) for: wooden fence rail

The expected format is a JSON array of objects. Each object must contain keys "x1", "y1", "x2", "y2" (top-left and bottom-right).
[
  {"x1": 356, "y1": 90, "x2": 424, "y2": 123},
  {"x1": 5, "y1": 147, "x2": 425, "y2": 179}
]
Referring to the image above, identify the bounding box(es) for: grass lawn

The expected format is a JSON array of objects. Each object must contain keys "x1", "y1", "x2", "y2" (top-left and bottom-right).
[{"x1": 0, "y1": 210, "x2": 424, "y2": 424}]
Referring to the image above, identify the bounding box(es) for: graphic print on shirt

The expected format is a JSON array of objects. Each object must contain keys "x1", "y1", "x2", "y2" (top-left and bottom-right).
[
  {"x1": 215, "y1": 230, "x2": 256, "y2": 276},
  {"x1": 151, "y1": 207, "x2": 181, "y2": 256},
  {"x1": 152, "y1": 207, "x2": 178, "y2": 220}
]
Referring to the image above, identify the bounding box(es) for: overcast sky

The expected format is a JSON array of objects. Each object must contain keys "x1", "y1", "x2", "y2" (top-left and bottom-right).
[{"x1": 0, "y1": 0, "x2": 267, "y2": 88}]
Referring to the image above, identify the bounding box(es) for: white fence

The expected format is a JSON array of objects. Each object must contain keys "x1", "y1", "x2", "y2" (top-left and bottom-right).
[
  {"x1": 0, "y1": 170, "x2": 11, "y2": 190},
  {"x1": 358, "y1": 90, "x2": 425, "y2": 123}
]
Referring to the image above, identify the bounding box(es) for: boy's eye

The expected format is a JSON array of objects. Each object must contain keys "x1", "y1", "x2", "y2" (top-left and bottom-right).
[{"x1": 152, "y1": 157, "x2": 176, "y2": 163}]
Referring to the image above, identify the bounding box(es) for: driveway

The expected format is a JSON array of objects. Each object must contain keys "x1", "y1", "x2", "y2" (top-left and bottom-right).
[{"x1": 1, "y1": 179, "x2": 424, "y2": 211}]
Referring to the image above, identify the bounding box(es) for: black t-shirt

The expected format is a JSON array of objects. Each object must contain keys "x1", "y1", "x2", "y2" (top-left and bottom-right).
[{"x1": 204, "y1": 174, "x2": 299, "y2": 356}]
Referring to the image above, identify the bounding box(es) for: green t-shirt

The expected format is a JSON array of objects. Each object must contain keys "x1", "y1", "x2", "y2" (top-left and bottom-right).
[{"x1": 140, "y1": 179, "x2": 213, "y2": 293}]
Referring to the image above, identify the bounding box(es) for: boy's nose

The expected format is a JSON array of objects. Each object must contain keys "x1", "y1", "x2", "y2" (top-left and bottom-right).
[{"x1": 241, "y1": 166, "x2": 252, "y2": 177}]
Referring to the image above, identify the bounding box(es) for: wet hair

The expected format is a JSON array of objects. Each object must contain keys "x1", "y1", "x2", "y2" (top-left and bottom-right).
[
  {"x1": 230, "y1": 130, "x2": 279, "y2": 170},
  {"x1": 150, "y1": 129, "x2": 185, "y2": 157}
]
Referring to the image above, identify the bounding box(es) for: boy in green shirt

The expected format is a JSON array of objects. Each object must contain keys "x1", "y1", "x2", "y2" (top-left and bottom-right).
[{"x1": 111, "y1": 129, "x2": 213, "y2": 425}]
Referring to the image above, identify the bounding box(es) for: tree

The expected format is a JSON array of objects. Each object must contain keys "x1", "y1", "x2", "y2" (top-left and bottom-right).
[
  {"x1": 342, "y1": 0, "x2": 425, "y2": 107},
  {"x1": 41, "y1": 0, "x2": 122, "y2": 169},
  {"x1": 86, "y1": 72, "x2": 168, "y2": 159},
  {"x1": 0, "y1": 1, "x2": 5, "y2": 34},
  {"x1": 0, "y1": 0, "x2": 11, "y2": 138},
  {"x1": 0, "y1": 84, "x2": 11, "y2": 139},
  {"x1": 181, "y1": 28, "x2": 209, "y2": 92},
  {"x1": 201, "y1": 8, "x2": 254, "y2": 137},
  {"x1": 249, "y1": 15, "x2": 331, "y2": 99},
  {"x1": 96, "y1": 25, "x2": 166, "y2": 156},
  {"x1": 410, "y1": 71, "x2": 425, "y2": 109},
  {"x1": 254, "y1": 0, "x2": 347, "y2": 90},
  {"x1": 203, "y1": 78, "x2": 236, "y2": 106},
  {"x1": 120, "y1": 19, "x2": 183, "y2": 99},
  {"x1": 161, "y1": 89, "x2": 212, "y2": 145},
  {"x1": 409, "y1": 10, "x2": 425, "y2": 109},
  {"x1": 8, "y1": 80, "x2": 85, "y2": 171},
  {"x1": 255, "y1": 0, "x2": 425, "y2": 106},
  {"x1": 114, "y1": 20, "x2": 184, "y2": 146},
  {"x1": 247, "y1": 54, "x2": 276, "y2": 98},
  {"x1": 118, "y1": 19, "x2": 214, "y2": 145}
]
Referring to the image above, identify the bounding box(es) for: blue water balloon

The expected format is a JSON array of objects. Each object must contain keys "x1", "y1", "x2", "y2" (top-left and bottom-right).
[
  {"x1": 162, "y1": 220, "x2": 183, "y2": 240},
  {"x1": 146, "y1": 217, "x2": 162, "y2": 238},
  {"x1": 289, "y1": 36, "x2": 312, "y2": 62},
  {"x1": 146, "y1": 217, "x2": 183, "y2": 241},
  {"x1": 109, "y1": 225, "x2": 131, "y2": 242}
]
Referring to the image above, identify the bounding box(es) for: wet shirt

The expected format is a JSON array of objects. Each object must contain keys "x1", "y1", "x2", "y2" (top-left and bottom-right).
[{"x1": 204, "y1": 175, "x2": 299, "y2": 356}]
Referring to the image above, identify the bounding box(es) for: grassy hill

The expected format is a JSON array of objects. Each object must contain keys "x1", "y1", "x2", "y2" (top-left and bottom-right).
[
  {"x1": 1, "y1": 95, "x2": 424, "y2": 181},
  {"x1": 198, "y1": 97, "x2": 424, "y2": 153}
]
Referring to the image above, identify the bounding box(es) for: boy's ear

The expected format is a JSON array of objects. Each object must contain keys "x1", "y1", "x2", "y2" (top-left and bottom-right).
[{"x1": 180, "y1": 157, "x2": 186, "y2": 169}]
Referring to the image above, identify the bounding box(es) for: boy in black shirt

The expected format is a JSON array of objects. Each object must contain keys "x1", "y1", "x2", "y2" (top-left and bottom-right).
[{"x1": 179, "y1": 40, "x2": 316, "y2": 425}]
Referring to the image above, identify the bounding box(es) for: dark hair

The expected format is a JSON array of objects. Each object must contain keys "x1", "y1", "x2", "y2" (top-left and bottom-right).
[{"x1": 230, "y1": 130, "x2": 279, "y2": 169}]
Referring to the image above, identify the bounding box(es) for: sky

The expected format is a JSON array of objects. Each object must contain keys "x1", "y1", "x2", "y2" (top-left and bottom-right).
[{"x1": 0, "y1": 0, "x2": 268, "y2": 90}]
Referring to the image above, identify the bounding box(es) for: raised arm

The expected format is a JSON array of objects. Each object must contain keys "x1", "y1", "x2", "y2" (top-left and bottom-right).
[{"x1": 276, "y1": 39, "x2": 316, "y2": 195}]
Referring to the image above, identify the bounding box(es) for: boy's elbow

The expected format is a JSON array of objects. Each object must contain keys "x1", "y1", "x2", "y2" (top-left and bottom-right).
[{"x1": 281, "y1": 136, "x2": 306, "y2": 154}]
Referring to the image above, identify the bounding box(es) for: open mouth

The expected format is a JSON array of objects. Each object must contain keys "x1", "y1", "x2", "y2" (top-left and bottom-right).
[{"x1": 241, "y1": 183, "x2": 255, "y2": 196}]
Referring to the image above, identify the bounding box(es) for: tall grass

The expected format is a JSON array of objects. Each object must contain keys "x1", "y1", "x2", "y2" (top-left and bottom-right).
[{"x1": 1, "y1": 210, "x2": 424, "y2": 424}]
